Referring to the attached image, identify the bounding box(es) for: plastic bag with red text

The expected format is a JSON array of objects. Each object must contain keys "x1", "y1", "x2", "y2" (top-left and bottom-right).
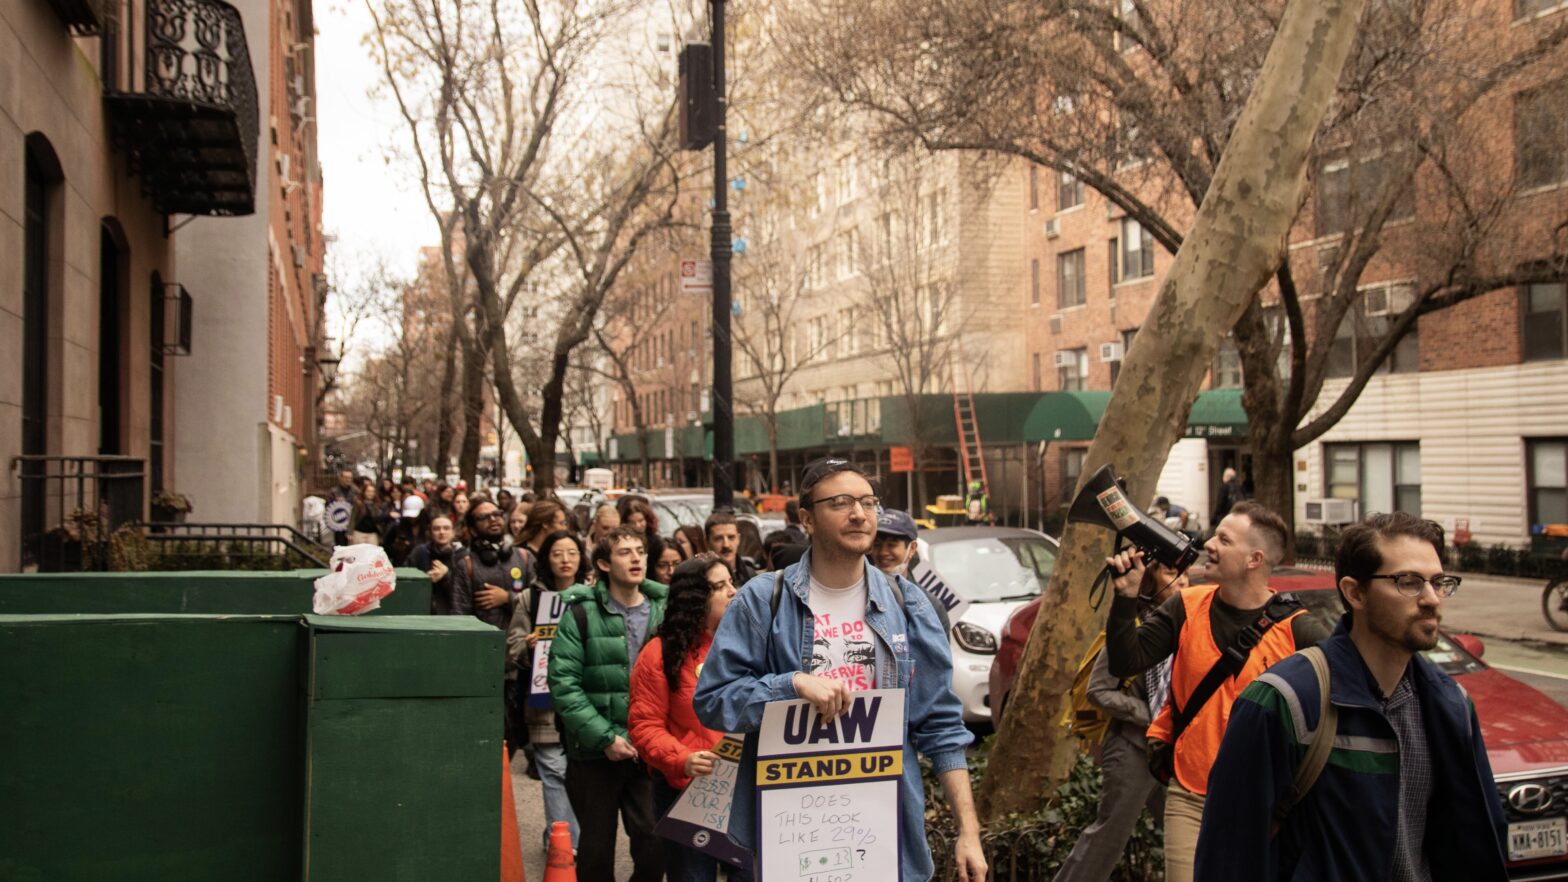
[{"x1": 313, "y1": 544, "x2": 397, "y2": 615}]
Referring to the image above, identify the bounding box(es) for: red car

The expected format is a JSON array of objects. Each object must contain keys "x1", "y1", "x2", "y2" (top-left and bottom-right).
[{"x1": 988, "y1": 567, "x2": 1568, "y2": 880}]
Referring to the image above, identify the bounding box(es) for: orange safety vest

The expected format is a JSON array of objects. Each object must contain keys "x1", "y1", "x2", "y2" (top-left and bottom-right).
[{"x1": 1146, "y1": 584, "x2": 1304, "y2": 796}]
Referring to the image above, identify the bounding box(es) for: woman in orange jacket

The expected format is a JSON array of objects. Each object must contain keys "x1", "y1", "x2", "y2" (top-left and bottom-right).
[{"x1": 628, "y1": 554, "x2": 737, "y2": 882}]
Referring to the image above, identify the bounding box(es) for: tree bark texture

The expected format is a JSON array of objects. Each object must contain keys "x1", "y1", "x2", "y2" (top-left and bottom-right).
[{"x1": 980, "y1": 0, "x2": 1369, "y2": 821}]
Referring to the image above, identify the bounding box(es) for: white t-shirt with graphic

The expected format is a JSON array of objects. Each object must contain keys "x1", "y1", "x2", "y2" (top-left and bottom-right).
[{"x1": 808, "y1": 573, "x2": 877, "y2": 692}]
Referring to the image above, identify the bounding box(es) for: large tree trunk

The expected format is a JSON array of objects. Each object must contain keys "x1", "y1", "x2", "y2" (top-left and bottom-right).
[
  {"x1": 458, "y1": 333, "x2": 487, "y2": 488},
  {"x1": 435, "y1": 324, "x2": 459, "y2": 477},
  {"x1": 979, "y1": 0, "x2": 1369, "y2": 822}
]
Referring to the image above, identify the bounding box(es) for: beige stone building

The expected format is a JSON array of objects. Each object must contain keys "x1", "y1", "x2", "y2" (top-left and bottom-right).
[{"x1": 2, "y1": 0, "x2": 271, "y2": 569}]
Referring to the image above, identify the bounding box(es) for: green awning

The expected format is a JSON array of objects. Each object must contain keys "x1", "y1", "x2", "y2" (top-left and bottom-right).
[
  {"x1": 1022, "y1": 389, "x2": 1247, "y2": 443},
  {"x1": 1184, "y1": 388, "x2": 1247, "y2": 438},
  {"x1": 577, "y1": 450, "x2": 602, "y2": 465},
  {"x1": 1022, "y1": 392, "x2": 1112, "y2": 442}
]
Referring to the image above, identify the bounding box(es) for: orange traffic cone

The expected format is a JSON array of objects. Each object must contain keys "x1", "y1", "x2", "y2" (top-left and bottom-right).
[
  {"x1": 502, "y1": 745, "x2": 526, "y2": 882},
  {"x1": 543, "y1": 821, "x2": 577, "y2": 882}
]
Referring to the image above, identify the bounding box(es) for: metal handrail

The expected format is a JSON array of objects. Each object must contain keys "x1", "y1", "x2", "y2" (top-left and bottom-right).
[
  {"x1": 141, "y1": 533, "x2": 328, "y2": 568},
  {"x1": 146, "y1": 522, "x2": 331, "y2": 556},
  {"x1": 11, "y1": 454, "x2": 146, "y2": 571}
]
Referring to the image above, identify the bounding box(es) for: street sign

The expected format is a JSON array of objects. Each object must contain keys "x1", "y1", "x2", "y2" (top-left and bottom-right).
[
  {"x1": 680, "y1": 259, "x2": 713, "y2": 295},
  {"x1": 888, "y1": 446, "x2": 914, "y2": 473}
]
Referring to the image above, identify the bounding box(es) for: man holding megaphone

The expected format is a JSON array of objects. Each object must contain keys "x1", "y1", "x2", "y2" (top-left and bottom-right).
[{"x1": 1102, "y1": 501, "x2": 1331, "y2": 882}]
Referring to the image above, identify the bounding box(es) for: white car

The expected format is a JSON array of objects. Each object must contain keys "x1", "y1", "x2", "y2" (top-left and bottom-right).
[{"x1": 909, "y1": 527, "x2": 1059, "y2": 724}]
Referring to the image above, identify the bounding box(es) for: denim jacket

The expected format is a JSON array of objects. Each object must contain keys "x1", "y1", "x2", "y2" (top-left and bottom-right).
[{"x1": 692, "y1": 550, "x2": 973, "y2": 881}]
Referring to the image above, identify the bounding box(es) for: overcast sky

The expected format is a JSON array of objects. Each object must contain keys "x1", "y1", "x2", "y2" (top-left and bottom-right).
[{"x1": 316, "y1": 0, "x2": 436, "y2": 286}]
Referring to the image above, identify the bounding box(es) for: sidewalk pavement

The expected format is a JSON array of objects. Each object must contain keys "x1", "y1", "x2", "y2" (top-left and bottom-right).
[{"x1": 1436, "y1": 571, "x2": 1568, "y2": 648}]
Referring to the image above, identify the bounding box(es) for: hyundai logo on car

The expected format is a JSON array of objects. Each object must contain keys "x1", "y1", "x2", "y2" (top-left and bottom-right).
[{"x1": 1509, "y1": 783, "x2": 1554, "y2": 815}]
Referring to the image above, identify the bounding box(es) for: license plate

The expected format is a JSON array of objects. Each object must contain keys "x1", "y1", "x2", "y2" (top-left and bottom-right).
[{"x1": 1508, "y1": 817, "x2": 1568, "y2": 862}]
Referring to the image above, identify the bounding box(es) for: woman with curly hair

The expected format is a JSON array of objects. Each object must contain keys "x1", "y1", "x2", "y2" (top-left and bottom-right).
[{"x1": 627, "y1": 555, "x2": 737, "y2": 881}]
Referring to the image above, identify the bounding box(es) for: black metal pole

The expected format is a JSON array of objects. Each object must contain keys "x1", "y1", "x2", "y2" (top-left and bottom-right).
[{"x1": 710, "y1": 0, "x2": 734, "y2": 509}]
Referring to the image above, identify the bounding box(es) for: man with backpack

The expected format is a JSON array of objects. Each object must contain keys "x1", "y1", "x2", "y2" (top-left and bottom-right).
[
  {"x1": 1195, "y1": 512, "x2": 1508, "y2": 881},
  {"x1": 1104, "y1": 501, "x2": 1330, "y2": 882},
  {"x1": 1052, "y1": 561, "x2": 1188, "y2": 882},
  {"x1": 693, "y1": 457, "x2": 988, "y2": 882},
  {"x1": 547, "y1": 526, "x2": 668, "y2": 882}
]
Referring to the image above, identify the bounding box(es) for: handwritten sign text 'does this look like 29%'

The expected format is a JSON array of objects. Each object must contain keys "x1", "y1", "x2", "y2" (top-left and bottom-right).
[{"x1": 756, "y1": 689, "x2": 906, "y2": 882}]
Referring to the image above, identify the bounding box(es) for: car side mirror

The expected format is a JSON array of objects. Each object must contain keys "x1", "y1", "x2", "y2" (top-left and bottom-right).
[{"x1": 1453, "y1": 633, "x2": 1486, "y2": 660}]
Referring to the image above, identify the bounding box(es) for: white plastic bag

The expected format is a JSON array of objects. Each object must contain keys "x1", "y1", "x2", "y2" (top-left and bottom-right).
[{"x1": 313, "y1": 545, "x2": 397, "y2": 615}]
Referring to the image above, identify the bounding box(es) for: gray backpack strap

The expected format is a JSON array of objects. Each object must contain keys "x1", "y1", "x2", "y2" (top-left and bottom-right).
[{"x1": 1273, "y1": 646, "x2": 1337, "y2": 836}]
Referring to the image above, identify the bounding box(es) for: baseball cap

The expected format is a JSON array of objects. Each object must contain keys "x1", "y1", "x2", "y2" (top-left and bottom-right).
[
  {"x1": 799, "y1": 457, "x2": 868, "y2": 499},
  {"x1": 402, "y1": 495, "x2": 426, "y2": 518},
  {"x1": 875, "y1": 509, "x2": 918, "y2": 542}
]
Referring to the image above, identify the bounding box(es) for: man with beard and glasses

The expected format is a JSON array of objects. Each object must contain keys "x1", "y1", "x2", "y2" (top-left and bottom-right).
[
  {"x1": 694, "y1": 457, "x2": 987, "y2": 882},
  {"x1": 1196, "y1": 512, "x2": 1508, "y2": 882}
]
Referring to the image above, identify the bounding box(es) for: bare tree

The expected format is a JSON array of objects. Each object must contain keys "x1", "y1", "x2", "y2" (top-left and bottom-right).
[
  {"x1": 779, "y1": 0, "x2": 1373, "y2": 817},
  {"x1": 588, "y1": 260, "x2": 683, "y2": 487},
  {"x1": 370, "y1": 0, "x2": 688, "y2": 495},
  {"x1": 780, "y1": 0, "x2": 1568, "y2": 545}
]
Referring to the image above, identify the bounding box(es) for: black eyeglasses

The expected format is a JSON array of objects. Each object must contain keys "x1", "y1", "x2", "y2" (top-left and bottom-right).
[
  {"x1": 1366, "y1": 573, "x2": 1461, "y2": 598},
  {"x1": 810, "y1": 494, "x2": 881, "y2": 514},
  {"x1": 475, "y1": 511, "x2": 505, "y2": 521}
]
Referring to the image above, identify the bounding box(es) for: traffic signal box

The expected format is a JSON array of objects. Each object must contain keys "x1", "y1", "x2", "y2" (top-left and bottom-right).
[{"x1": 0, "y1": 613, "x2": 502, "y2": 881}]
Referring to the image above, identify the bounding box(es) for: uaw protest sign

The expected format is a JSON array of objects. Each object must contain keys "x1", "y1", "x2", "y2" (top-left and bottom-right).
[
  {"x1": 655, "y1": 735, "x2": 751, "y2": 870},
  {"x1": 755, "y1": 689, "x2": 905, "y2": 882}
]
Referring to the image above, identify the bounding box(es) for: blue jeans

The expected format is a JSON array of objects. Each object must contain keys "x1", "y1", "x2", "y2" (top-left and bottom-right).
[{"x1": 533, "y1": 743, "x2": 578, "y2": 850}]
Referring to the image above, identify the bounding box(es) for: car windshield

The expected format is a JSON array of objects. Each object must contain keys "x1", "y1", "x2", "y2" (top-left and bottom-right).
[
  {"x1": 927, "y1": 536, "x2": 1057, "y2": 603},
  {"x1": 1278, "y1": 590, "x2": 1486, "y2": 677}
]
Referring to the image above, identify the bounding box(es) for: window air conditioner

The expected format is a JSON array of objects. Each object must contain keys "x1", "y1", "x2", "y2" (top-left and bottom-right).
[
  {"x1": 1053, "y1": 351, "x2": 1075, "y2": 368},
  {"x1": 272, "y1": 394, "x2": 285, "y2": 422},
  {"x1": 1303, "y1": 498, "x2": 1357, "y2": 525},
  {"x1": 1363, "y1": 287, "x2": 1391, "y2": 316},
  {"x1": 1044, "y1": 218, "x2": 1060, "y2": 239},
  {"x1": 1099, "y1": 341, "x2": 1124, "y2": 362}
]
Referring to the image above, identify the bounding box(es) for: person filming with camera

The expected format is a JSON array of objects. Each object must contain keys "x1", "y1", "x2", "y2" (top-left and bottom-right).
[{"x1": 1103, "y1": 501, "x2": 1330, "y2": 882}]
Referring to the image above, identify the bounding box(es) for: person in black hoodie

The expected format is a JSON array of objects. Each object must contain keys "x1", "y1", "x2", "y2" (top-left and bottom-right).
[
  {"x1": 452, "y1": 498, "x2": 536, "y2": 754},
  {"x1": 408, "y1": 513, "x2": 462, "y2": 614}
]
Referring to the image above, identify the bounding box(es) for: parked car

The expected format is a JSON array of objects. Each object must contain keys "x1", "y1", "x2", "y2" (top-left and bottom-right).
[
  {"x1": 913, "y1": 526, "x2": 1060, "y2": 723},
  {"x1": 988, "y1": 567, "x2": 1568, "y2": 880}
]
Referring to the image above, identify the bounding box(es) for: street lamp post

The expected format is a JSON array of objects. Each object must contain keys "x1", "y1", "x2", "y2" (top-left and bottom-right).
[{"x1": 708, "y1": 0, "x2": 734, "y2": 509}]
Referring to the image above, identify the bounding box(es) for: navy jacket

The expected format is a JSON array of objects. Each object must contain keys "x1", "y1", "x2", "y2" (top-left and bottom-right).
[{"x1": 1195, "y1": 619, "x2": 1508, "y2": 882}]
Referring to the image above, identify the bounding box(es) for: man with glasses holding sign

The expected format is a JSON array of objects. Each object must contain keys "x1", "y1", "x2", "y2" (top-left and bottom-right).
[
  {"x1": 694, "y1": 457, "x2": 987, "y2": 882},
  {"x1": 1196, "y1": 512, "x2": 1508, "y2": 881}
]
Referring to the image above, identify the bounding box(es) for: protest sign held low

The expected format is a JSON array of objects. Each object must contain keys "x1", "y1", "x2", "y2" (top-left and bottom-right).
[
  {"x1": 655, "y1": 735, "x2": 752, "y2": 870},
  {"x1": 527, "y1": 590, "x2": 564, "y2": 708},
  {"x1": 756, "y1": 689, "x2": 905, "y2": 882}
]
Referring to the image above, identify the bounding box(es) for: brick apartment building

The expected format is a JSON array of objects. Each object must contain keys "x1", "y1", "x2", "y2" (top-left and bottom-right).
[
  {"x1": 1026, "y1": 0, "x2": 1568, "y2": 547},
  {"x1": 3, "y1": 0, "x2": 261, "y2": 569}
]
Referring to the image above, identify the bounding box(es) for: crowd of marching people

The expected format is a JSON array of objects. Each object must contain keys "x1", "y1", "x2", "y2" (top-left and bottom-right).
[{"x1": 322, "y1": 457, "x2": 1509, "y2": 882}]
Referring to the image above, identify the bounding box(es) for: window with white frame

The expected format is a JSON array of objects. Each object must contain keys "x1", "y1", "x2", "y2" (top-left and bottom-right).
[
  {"x1": 1325, "y1": 283, "x2": 1419, "y2": 378},
  {"x1": 1057, "y1": 348, "x2": 1088, "y2": 391},
  {"x1": 1058, "y1": 171, "x2": 1084, "y2": 211},
  {"x1": 1213, "y1": 334, "x2": 1242, "y2": 388},
  {"x1": 1326, "y1": 441, "x2": 1421, "y2": 516},
  {"x1": 1057, "y1": 248, "x2": 1086, "y2": 307},
  {"x1": 1110, "y1": 327, "x2": 1138, "y2": 386},
  {"x1": 1119, "y1": 219, "x2": 1155, "y2": 280},
  {"x1": 1314, "y1": 151, "x2": 1416, "y2": 237},
  {"x1": 1529, "y1": 439, "x2": 1568, "y2": 529}
]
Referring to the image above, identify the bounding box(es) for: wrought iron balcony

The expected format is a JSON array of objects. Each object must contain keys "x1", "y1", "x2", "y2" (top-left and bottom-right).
[{"x1": 104, "y1": 0, "x2": 258, "y2": 216}]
